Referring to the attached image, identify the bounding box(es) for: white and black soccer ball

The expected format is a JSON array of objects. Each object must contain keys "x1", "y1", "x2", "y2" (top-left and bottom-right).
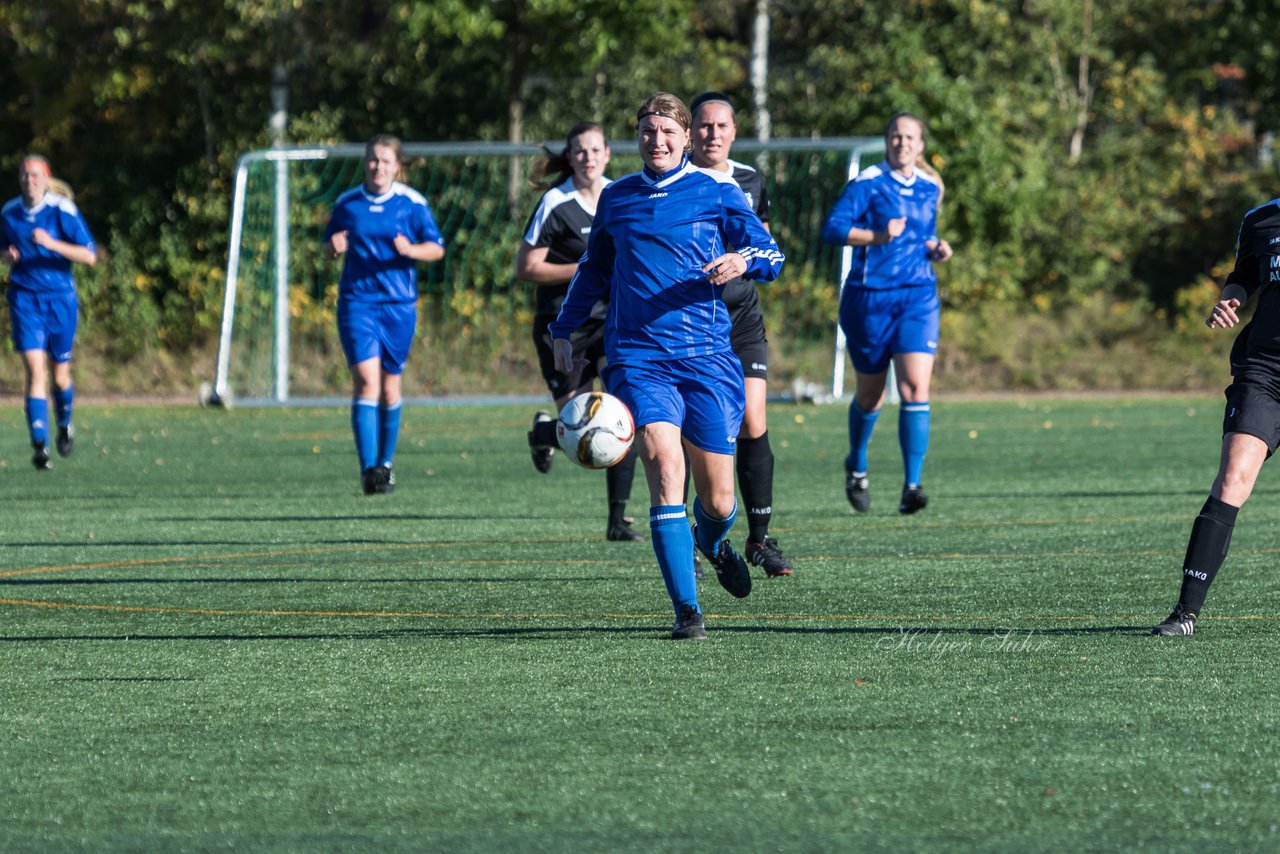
[{"x1": 556, "y1": 392, "x2": 635, "y2": 470}]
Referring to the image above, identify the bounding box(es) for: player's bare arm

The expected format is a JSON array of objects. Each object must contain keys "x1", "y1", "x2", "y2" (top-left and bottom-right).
[
  {"x1": 327, "y1": 230, "x2": 348, "y2": 259},
  {"x1": 32, "y1": 228, "x2": 96, "y2": 266},
  {"x1": 394, "y1": 234, "x2": 445, "y2": 263},
  {"x1": 1208, "y1": 283, "x2": 1248, "y2": 329}
]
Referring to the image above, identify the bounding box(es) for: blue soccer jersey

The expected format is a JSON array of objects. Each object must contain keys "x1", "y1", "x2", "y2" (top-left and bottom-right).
[
  {"x1": 549, "y1": 156, "x2": 783, "y2": 363},
  {"x1": 821, "y1": 161, "x2": 941, "y2": 290},
  {"x1": 0, "y1": 192, "x2": 96, "y2": 294},
  {"x1": 323, "y1": 182, "x2": 443, "y2": 303}
]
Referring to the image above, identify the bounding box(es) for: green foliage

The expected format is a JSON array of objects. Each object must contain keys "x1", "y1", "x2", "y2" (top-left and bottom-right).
[{"x1": 0, "y1": 0, "x2": 1277, "y2": 391}]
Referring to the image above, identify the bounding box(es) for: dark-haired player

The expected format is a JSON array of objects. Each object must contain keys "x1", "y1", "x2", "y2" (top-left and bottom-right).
[
  {"x1": 688, "y1": 91, "x2": 792, "y2": 577},
  {"x1": 1153, "y1": 197, "x2": 1280, "y2": 636},
  {"x1": 518, "y1": 121, "x2": 642, "y2": 542}
]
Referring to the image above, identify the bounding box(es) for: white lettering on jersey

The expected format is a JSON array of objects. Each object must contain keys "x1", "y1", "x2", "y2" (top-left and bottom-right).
[
  {"x1": 580, "y1": 227, "x2": 591, "y2": 235},
  {"x1": 369, "y1": 205, "x2": 384, "y2": 213},
  {"x1": 648, "y1": 192, "x2": 668, "y2": 199}
]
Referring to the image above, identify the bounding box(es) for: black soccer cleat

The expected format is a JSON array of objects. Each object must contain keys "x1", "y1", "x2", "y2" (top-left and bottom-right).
[
  {"x1": 671, "y1": 604, "x2": 708, "y2": 640},
  {"x1": 1152, "y1": 604, "x2": 1197, "y2": 637},
  {"x1": 899, "y1": 484, "x2": 928, "y2": 515},
  {"x1": 56, "y1": 424, "x2": 74, "y2": 458},
  {"x1": 528, "y1": 410, "x2": 555, "y2": 474},
  {"x1": 361, "y1": 466, "x2": 385, "y2": 495},
  {"x1": 374, "y1": 464, "x2": 396, "y2": 494},
  {"x1": 703, "y1": 536, "x2": 753, "y2": 599},
  {"x1": 846, "y1": 471, "x2": 870, "y2": 512},
  {"x1": 746, "y1": 537, "x2": 793, "y2": 577},
  {"x1": 32, "y1": 444, "x2": 52, "y2": 470},
  {"x1": 606, "y1": 519, "x2": 644, "y2": 542}
]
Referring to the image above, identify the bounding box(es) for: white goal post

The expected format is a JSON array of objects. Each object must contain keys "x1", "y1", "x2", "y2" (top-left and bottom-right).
[{"x1": 208, "y1": 137, "x2": 883, "y2": 407}]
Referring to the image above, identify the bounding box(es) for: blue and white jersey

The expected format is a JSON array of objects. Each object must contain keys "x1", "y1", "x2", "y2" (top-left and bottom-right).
[
  {"x1": 324, "y1": 181, "x2": 443, "y2": 303},
  {"x1": 0, "y1": 192, "x2": 96, "y2": 294},
  {"x1": 550, "y1": 156, "x2": 783, "y2": 363},
  {"x1": 821, "y1": 160, "x2": 941, "y2": 290}
]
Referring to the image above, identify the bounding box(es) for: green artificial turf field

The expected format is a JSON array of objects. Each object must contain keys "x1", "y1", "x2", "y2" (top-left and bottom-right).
[{"x1": 3, "y1": 397, "x2": 1279, "y2": 851}]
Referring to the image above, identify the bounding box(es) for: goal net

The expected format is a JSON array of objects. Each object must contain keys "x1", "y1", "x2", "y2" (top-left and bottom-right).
[{"x1": 209, "y1": 137, "x2": 882, "y2": 405}]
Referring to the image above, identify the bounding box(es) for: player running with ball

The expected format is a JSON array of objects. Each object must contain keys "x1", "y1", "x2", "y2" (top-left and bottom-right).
[{"x1": 550, "y1": 93, "x2": 784, "y2": 640}]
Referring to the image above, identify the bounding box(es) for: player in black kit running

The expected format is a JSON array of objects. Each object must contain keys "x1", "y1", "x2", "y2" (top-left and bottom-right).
[
  {"x1": 688, "y1": 91, "x2": 793, "y2": 577},
  {"x1": 517, "y1": 121, "x2": 642, "y2": 542},
  {"x1": 1153, "y1": 198, "x2": 1280, "y2": 636}
]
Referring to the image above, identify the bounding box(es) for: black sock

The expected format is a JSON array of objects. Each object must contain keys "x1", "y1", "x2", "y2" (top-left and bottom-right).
[
  {"x1": 533, "y1": 417, "x2": 558, "y2": 447},
  {"x1": 737, "y1": 431, "x2": 774, "y2": 543},
  {"x1": 1177, "y1": 495, "x2": 1239, "y2": 615},
  {"x1": 606, "y1": 447, "x2": 637, "y2": 526}
]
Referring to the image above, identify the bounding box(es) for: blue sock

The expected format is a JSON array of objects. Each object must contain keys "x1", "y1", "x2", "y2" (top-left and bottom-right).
[
  {"x1": 25, "y1": 397, "x2": 49, "y2": 447},
  {"x1": 53, "y1": 385, "x2": 74, "y2": 428},
  {"x1": 900, "y1": 401, "x2": 930, "y2": 486},
  {"x1": 378, "y1": 398, "x2": 402, "y2": 467},
  {"x1": 650, "y1": 505, "x2": 698, "y2": 616},
  {"x1": 692, "y1": 497, "x2": 737, "y2": 557},
  {"x1": 351, "y1": 398, "x2": 379, "y2": 471},
  {"x1": 846, "y1": 400, "x2": 879, "y2": 475}
]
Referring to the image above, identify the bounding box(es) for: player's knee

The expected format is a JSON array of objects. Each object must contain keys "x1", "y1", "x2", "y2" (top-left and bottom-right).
[{"x1": 701, "y1": 487, "x2": 737, "y2": 520}]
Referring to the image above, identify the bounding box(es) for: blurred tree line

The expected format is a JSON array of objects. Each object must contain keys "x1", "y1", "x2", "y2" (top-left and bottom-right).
[{"x1": 0, "y1": 0, "x2": 1275, "y2": 391}]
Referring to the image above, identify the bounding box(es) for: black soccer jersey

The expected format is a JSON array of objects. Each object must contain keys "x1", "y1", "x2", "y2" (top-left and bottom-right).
[
  {"x1": 1226, "y1": 198, "x2": 1280, "y2": 386},
  {"x1": 714, "y1": 160, "x2": 771, "y2": 314},
  {"x1": 522, "y1": 177, "x2": 609, "y2": 322}
]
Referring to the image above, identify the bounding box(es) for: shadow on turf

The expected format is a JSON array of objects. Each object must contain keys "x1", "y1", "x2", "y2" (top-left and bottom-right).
[
  {"x1": 152, "y1": 515, "x2": 546, "y2": 523},
  {"x1": 0, "y1": 625, "x2": 1152, "y2": 643},
  {"x1": 1, "y1": 537, "x2": 510, "y2": 548},
  {"x1": 1, "y1": 575, "x2": 603, "y2": 586}
]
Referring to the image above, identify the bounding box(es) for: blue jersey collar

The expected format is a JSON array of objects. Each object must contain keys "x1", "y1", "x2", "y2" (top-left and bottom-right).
[
  {"x1": 641, "y1": 155, "x2": 692, "y2": 187},
  {"x1": 361, "y1": 183, "x2": 399, "y2": 204},
  {"x1": 881, "y1": 160, "x2": 919, "y2": 186}
]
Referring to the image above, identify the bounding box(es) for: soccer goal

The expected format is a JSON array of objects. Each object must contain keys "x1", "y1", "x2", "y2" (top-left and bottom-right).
[{"x1": 208, "y1": 137, "x2": 883, "y2": 406}]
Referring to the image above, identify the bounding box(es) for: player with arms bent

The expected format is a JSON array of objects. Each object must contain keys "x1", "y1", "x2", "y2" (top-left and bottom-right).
[
  {"x1": 1153, "y1": 198, "x2": 1280, "y2": 636},
  {"x1": 0, "y1": 155, "x2": 97, "y2": 469},
  {"x1": 822, "y1": 112, "x2": 952, "y2": 514},
  {"x1": 688, "y1": 91, "x2": 792, "y2": 577},
  {"x1": 551, "y1": 93, "x2": 784, "y2": 640},
  {"x1": 324, "y1": 134, "x2": 445, "y2": 494},
  {"x1": 517, "y1": 121, "x2": 642, "y2": 542}
]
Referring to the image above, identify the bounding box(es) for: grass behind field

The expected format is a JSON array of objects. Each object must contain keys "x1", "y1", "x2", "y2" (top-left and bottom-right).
[{"x1": 3, "y1": 397, "x2": 1280, "y2": 851}]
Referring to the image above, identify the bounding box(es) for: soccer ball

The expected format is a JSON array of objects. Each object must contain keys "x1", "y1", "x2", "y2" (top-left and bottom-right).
[{"x1": 556, "y1": 392, "x2": 635, "y2": 469}]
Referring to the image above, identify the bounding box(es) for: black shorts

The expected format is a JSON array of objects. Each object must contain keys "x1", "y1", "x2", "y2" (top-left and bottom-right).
[
  {"x1": 534, "y1": 316, "x2": 606, "y2": 398},
  {"x1": 1223, "y1": 381, "x2": 1280, "y2": 456},
  {"x1": 730, "y1": 305, "x2": 769, "y2": 380}
]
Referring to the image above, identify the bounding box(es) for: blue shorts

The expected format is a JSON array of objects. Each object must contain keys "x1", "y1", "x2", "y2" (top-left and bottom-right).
[
  {"x1": 839, "y1": 284, "x2": 940, "y2": 375},
  {"x1": 603, "y1": 351, "x2": 745, "y2": 455},
  {"x1": 337, "y1": 298, "x2": 417, "y2": 375},
  {"x1": 7, "y1": 288, "x2": 78, "y2": 362}
]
